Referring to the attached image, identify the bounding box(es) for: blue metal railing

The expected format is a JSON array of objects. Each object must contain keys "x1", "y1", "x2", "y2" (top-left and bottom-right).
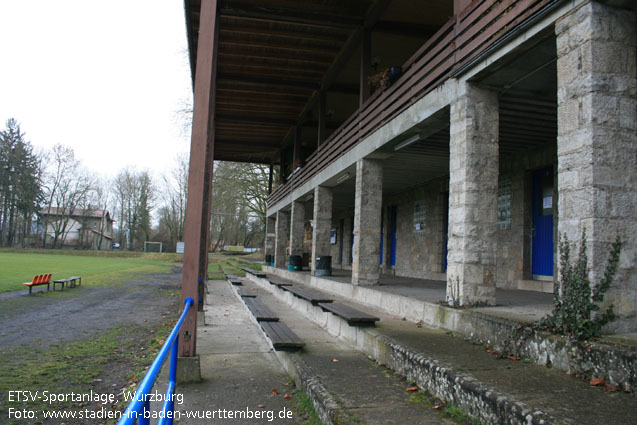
[{"x1": 118, "y1": 297, "x2": 194, "y2": 425}]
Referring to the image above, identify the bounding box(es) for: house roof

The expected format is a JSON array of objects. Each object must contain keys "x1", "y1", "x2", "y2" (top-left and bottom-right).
[{"x1": 40, "y1": 208, "x2": 114, "y2": 222}]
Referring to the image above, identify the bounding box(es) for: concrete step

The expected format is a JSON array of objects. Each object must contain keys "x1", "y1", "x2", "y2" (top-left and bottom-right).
[
  {"x1": 244, "y1": 273, "x2": 637, "y2": 425},
  {"x1": 231, "y1": 279, "x2": 458, "y2": 425}
]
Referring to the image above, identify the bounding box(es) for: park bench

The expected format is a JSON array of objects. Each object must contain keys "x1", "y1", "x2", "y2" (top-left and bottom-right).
[
  {"x1": 52, "y1": 276, "x2": 82, "y2": 291},
  {"x1": 260, "y1": 321, "x2": 305, "y2": 351},
  {"x1": 236, "y1": 287, "x2": 256, "y2": 298},
  {"x1": 268, "y1": 277, "x2": 293, "y2": 287},
  {"x1": 243, "y1": 297, "x2": 279, "y2": 322},
  {"x1": 242, "y1": 267, "x2": 267, "y2": 278},
  {"x1": 281, "y1": 285, "x2": 333, "y2": 305},
  {"x1": 317, "y1": 302, "x2": 380, "y2": 326},
  {"x1": 23, "y1": 274, "x2": 52, "y2": 294}
]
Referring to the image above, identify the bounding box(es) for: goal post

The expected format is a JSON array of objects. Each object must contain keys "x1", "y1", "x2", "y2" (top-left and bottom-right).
[{"x1": 144, "y1": 241, "x2": 163, "y2": 253}]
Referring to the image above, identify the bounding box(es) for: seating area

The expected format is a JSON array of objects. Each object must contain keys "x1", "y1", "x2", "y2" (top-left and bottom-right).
[
  {"x1": 23, "y1": 274, "x2": 52, "y2": 294},
  {"x1": 227, "y1": 270, "x2": 380, "y2": 352},
  {"x1": 23, "y1": 274, "x2": 82, "y2": 294}
]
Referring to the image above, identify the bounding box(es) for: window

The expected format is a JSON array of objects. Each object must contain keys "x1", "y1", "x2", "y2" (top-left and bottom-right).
[
  {"x1": 413, "y1": 200, "x2": 426, "y2": 237},
  {"x1": 497, "y1": 176, "x2": 512, "y2": 230}
]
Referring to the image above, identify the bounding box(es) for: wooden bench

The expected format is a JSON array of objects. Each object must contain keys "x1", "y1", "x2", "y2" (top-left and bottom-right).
[
  {"x1": 260, "y1": 321, "x2": 305, "y2": 351},
  {"x1": 242, "y1": 267, "x2": 267, "y2": 278},
  {"x1": 243, "y1": 297, "x2": 279, "y2": 322},
  {"x1": 318, "y1": 302, "x2": 380, "y2": 325},
  {"x1": 268, "y1": 277, "x2": 293, "y2": 287},
  {"x1": 52, "y1": 276, "x2": 82, "y2": 291},
  {"x1": 228, "y1": 278, "x2": 242, "y2": 286},
  {"x1": 236, "y1": 288, "x2": 256, "y2": 298},
  {"x1": 23, "y1": 274, "x2": 52, "y2": 294},
  {"x1": 281, "y1": 286, "x2": 333, "y2": 305}
]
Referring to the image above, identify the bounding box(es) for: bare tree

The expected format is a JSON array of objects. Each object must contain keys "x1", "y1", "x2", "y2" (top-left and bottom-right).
[
  {"x1": 157, "y1": 153, "x2": 188, "y2": 251},
  {"x1": 112, "y1": 168, "x2": 155, "y2": 250},
  {"x1": 41, "y1": 144, "x2": 94, "y2": 248}
]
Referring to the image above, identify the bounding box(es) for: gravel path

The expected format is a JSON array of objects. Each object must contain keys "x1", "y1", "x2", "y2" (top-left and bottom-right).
[{"x1": 0, "y1": 268, "x2": 182, "y2": 350}]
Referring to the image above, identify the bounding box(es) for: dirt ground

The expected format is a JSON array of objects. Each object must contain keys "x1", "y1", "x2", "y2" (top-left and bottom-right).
[
  {"x1": 0, "y1": 268, "x2": 182, "y2": 425},
  {"x1": 0, "y1": 269, "x2": 182, "y2": 350}
]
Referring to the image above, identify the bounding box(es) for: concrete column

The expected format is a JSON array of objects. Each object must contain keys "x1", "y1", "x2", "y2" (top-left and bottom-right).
[
  {"x1": 264, "y1": 216, "x2": 276, "y2": 262},
  {"x1": 556, "y1": 2, "x2": 636, "y2": 329},
  {"x1": 352, "y1": 158, "x2": 383, "y2": 285},
  {"x1": 447, "y1": 83, "x2": 499, "y2": 306},
  {"x1": 311, "y1": 186, "x2": 333, "y2": 275},
  {"x1": 274, "y1": 210, "x2": 289, "y2": 268},
  {"x1": 290, "y1": 201, "x2": 305, "y2": 256}
]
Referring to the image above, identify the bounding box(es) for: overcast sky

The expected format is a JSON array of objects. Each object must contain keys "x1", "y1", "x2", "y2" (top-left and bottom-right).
[{"x1": 0, "y1": 1, "x2": 193, "y2": 180}]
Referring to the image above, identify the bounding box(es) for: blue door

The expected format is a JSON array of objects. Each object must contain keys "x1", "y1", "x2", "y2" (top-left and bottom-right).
[
  {"x1": 380, "y1": 208, "x2": 384, "y2": 265},
  {"x1": 390, "y1": 206, "x2": 397, "y2": 267},
  {"x1": 339, "y1": 219, "x2": 344, "y2": 264},
  {"x1": 532, "y1": 167, "x2": 554, "y2": 278}
]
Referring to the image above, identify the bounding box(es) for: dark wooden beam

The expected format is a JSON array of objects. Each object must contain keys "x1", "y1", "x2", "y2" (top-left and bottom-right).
[
  {"x1": 218, "y1": 22, "x2": 348, "y2": 44},
  {"x1": 293, "y1": 126, "x2": 302, "y2": 168},
  {"x1": 218, "y1": 37, "x2": 341, "y2": 56},
  {"x1": 373, "y1": 21, "x2": 440, "y2": 37},
  {"x1": 216, "y1": 113, "x2": 297, "y2": 126},
  {"x1": 218, "y1": 0, "x2": 363, "y2": 29},
  {"x1": 217, "y1": 73, "x2": 319, "y2": 91},
  {"x1": 317, "y1": 90, "x2": 326, "y2": 147},
  {"x1": 360, "y1": 27, "x2": 371, "y2": 106},
  {"x1": 181, "y1": 0, "x2": 218, "y2": 358}
]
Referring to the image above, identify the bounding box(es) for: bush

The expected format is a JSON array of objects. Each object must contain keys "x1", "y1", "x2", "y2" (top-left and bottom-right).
[{"x1": 540, "y1": 230, "x2": 621, "y2": 340}]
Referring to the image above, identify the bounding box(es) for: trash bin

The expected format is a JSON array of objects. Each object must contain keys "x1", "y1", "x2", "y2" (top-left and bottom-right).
[
  {"x1": 315, "y1": 256, "x2": 332, "y2": 277},
  {"x1": 288, "y1": 255, "x2": 302, "y2": 271}
]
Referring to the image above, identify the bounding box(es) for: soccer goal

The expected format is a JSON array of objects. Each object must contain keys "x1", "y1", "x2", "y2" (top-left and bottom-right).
[{"x1": 144, "y1": 241, "x2": 163, "y2": 253}]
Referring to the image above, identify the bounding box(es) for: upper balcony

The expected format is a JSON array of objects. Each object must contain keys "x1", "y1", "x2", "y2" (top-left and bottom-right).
[{"x1": 184, "y1": 0, "x2": 560, "y2": 209}]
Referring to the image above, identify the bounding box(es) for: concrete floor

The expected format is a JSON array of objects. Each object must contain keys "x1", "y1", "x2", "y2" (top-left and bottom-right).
[{"x1": 285, "y1": 268, "x2": 554, "y2": 323}]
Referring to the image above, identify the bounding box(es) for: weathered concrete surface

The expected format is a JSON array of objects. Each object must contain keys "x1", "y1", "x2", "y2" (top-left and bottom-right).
[
  {"x1": 275, "y1": 210, "x2": 289, "y2": 269},
  {"x1": 311, "y1": 186, "x2": 333, "y2": 275},
  {"x1": 556, "y1": 1, "x2": 637, "y2": 332},
  {"x1": 289, "y1": 200, "x2": 305, "y2": 257},
  {"x1": 352, "y1": 158, "x2": 383, "y2": 285},
  {"x1": 237, "y1": 278, "x2": 456, "y2": 425},
  {"x1": 447, "y1": 83, "x2": 499, "y2": 306},
  {"x1": 264, "y1": 216, "x2": 276, "y2": 263},
  {"x1": 250, "y1": 271, "x2": 637, "y2": 425},
  {"x1": 264, "y1": 265, "x2": 637, "y2": 390},
  {"x1": 173, "y1": 280, "x2": 303, "y2": 424}
]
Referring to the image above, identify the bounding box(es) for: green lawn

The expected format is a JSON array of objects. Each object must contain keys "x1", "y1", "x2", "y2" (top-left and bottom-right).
[{"x1": 0, "y1": 251, "x2": 180, "y2": 294}]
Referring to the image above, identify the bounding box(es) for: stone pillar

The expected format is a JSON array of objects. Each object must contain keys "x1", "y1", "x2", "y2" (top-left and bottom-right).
[
  {"x1": 290, "y1": 201, "x2": 305, "y2": 256},
  {"x1": 556, "y1": 2, "x2": 636, "y2": 329},
  {"x1": 311, "y1": 186, "x2": 333, "y2": 275},
  {"x1": 447, "y1": 83, "x2": 499, "y2": 306},
  {"x1": 264, "y1": 216, "x2": 276, "y2": 263},
  {"x1": 274, "y1": 210, "x2": 289, "y2": 268},
  {"x1": 352, "y1": 158, "x2": 383, "y2": 285}
]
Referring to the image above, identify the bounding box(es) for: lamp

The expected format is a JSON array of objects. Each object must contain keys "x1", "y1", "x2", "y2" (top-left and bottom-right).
[{"x1": 393, "y1": 134, "x2": 421, "y2": 151}]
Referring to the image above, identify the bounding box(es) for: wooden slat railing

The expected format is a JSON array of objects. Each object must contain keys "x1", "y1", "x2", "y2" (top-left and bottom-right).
[{"x1": 268, "y1": 0, "x2": 556, "y2": 208}]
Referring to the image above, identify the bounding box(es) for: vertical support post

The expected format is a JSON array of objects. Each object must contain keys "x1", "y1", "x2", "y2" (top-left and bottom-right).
[
  {"x1": 317, "y1": 91, "x2": 326, "y2": 147},
  {"x1": 268, "y1": 161, "x2": 273, "y2": 194},
  {"x1": 555, "y1": 2, "x2": 636, "y2": 325},
  {"x1": 293, "y1": 126, "x2": 302, "y2": 169},
  {"x1": 274, "y1": 210, "x2": 289, "y2": 268},
  {"x1": 360, "y1": 27, "x2": 371, "y2": 106},
  {"x1": 264, "y1": 216, "x2": 276, "y2": 263},
  {"x1": 447, "y1": 83, "x2": 499, "y2": 306},
  {"x1": 290, "y1": 201, "x2": 305, "y2": 256},
  {"x1": 352, "y1": 158, "x2": 383, "y2": 285},
  {"x1": 279, "y1": 150, "x2": 286, "y2": 184},
  {"x1": 311, "y1": 186, "x2": 333, "y2": 275},
  {"x1": 180, "y1": 0, "x2": 218, "y2": 357}
]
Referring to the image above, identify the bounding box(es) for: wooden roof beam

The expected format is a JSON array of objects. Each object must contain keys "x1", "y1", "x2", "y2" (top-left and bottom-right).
[{"x1": 218, "y1": 0, "x2": 364, "y2": 29}]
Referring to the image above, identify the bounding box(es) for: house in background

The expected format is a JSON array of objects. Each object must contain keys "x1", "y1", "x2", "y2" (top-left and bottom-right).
[{"x1": 40, "y1": 207, "x2": 114, "y2": 250}]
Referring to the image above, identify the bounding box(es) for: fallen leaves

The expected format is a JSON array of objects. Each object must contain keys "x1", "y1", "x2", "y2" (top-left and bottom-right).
[
  {"x1": 272, "y1": 389, "x2": 279, "y2": 395},
  {"x1": 406, "y1": 386, "x2": 419, "y2": 392},
  {"x1": 507, "y1": 355, "x2": 521, "y2": 361},
  {"x1": 284, "y1": 394, "x2": 291, "y2": 399},
  {"x1": 331, "y1": 359, "x2": 340, "y2": 363},
  {"x1": 589, "y1": 377, "x2": 606, "y2": 387}
]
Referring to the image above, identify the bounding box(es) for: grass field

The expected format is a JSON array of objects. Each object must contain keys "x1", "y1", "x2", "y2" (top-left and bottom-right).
[{"x1": 0, "y1": 250, "x2": 181, "y2": 294}]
